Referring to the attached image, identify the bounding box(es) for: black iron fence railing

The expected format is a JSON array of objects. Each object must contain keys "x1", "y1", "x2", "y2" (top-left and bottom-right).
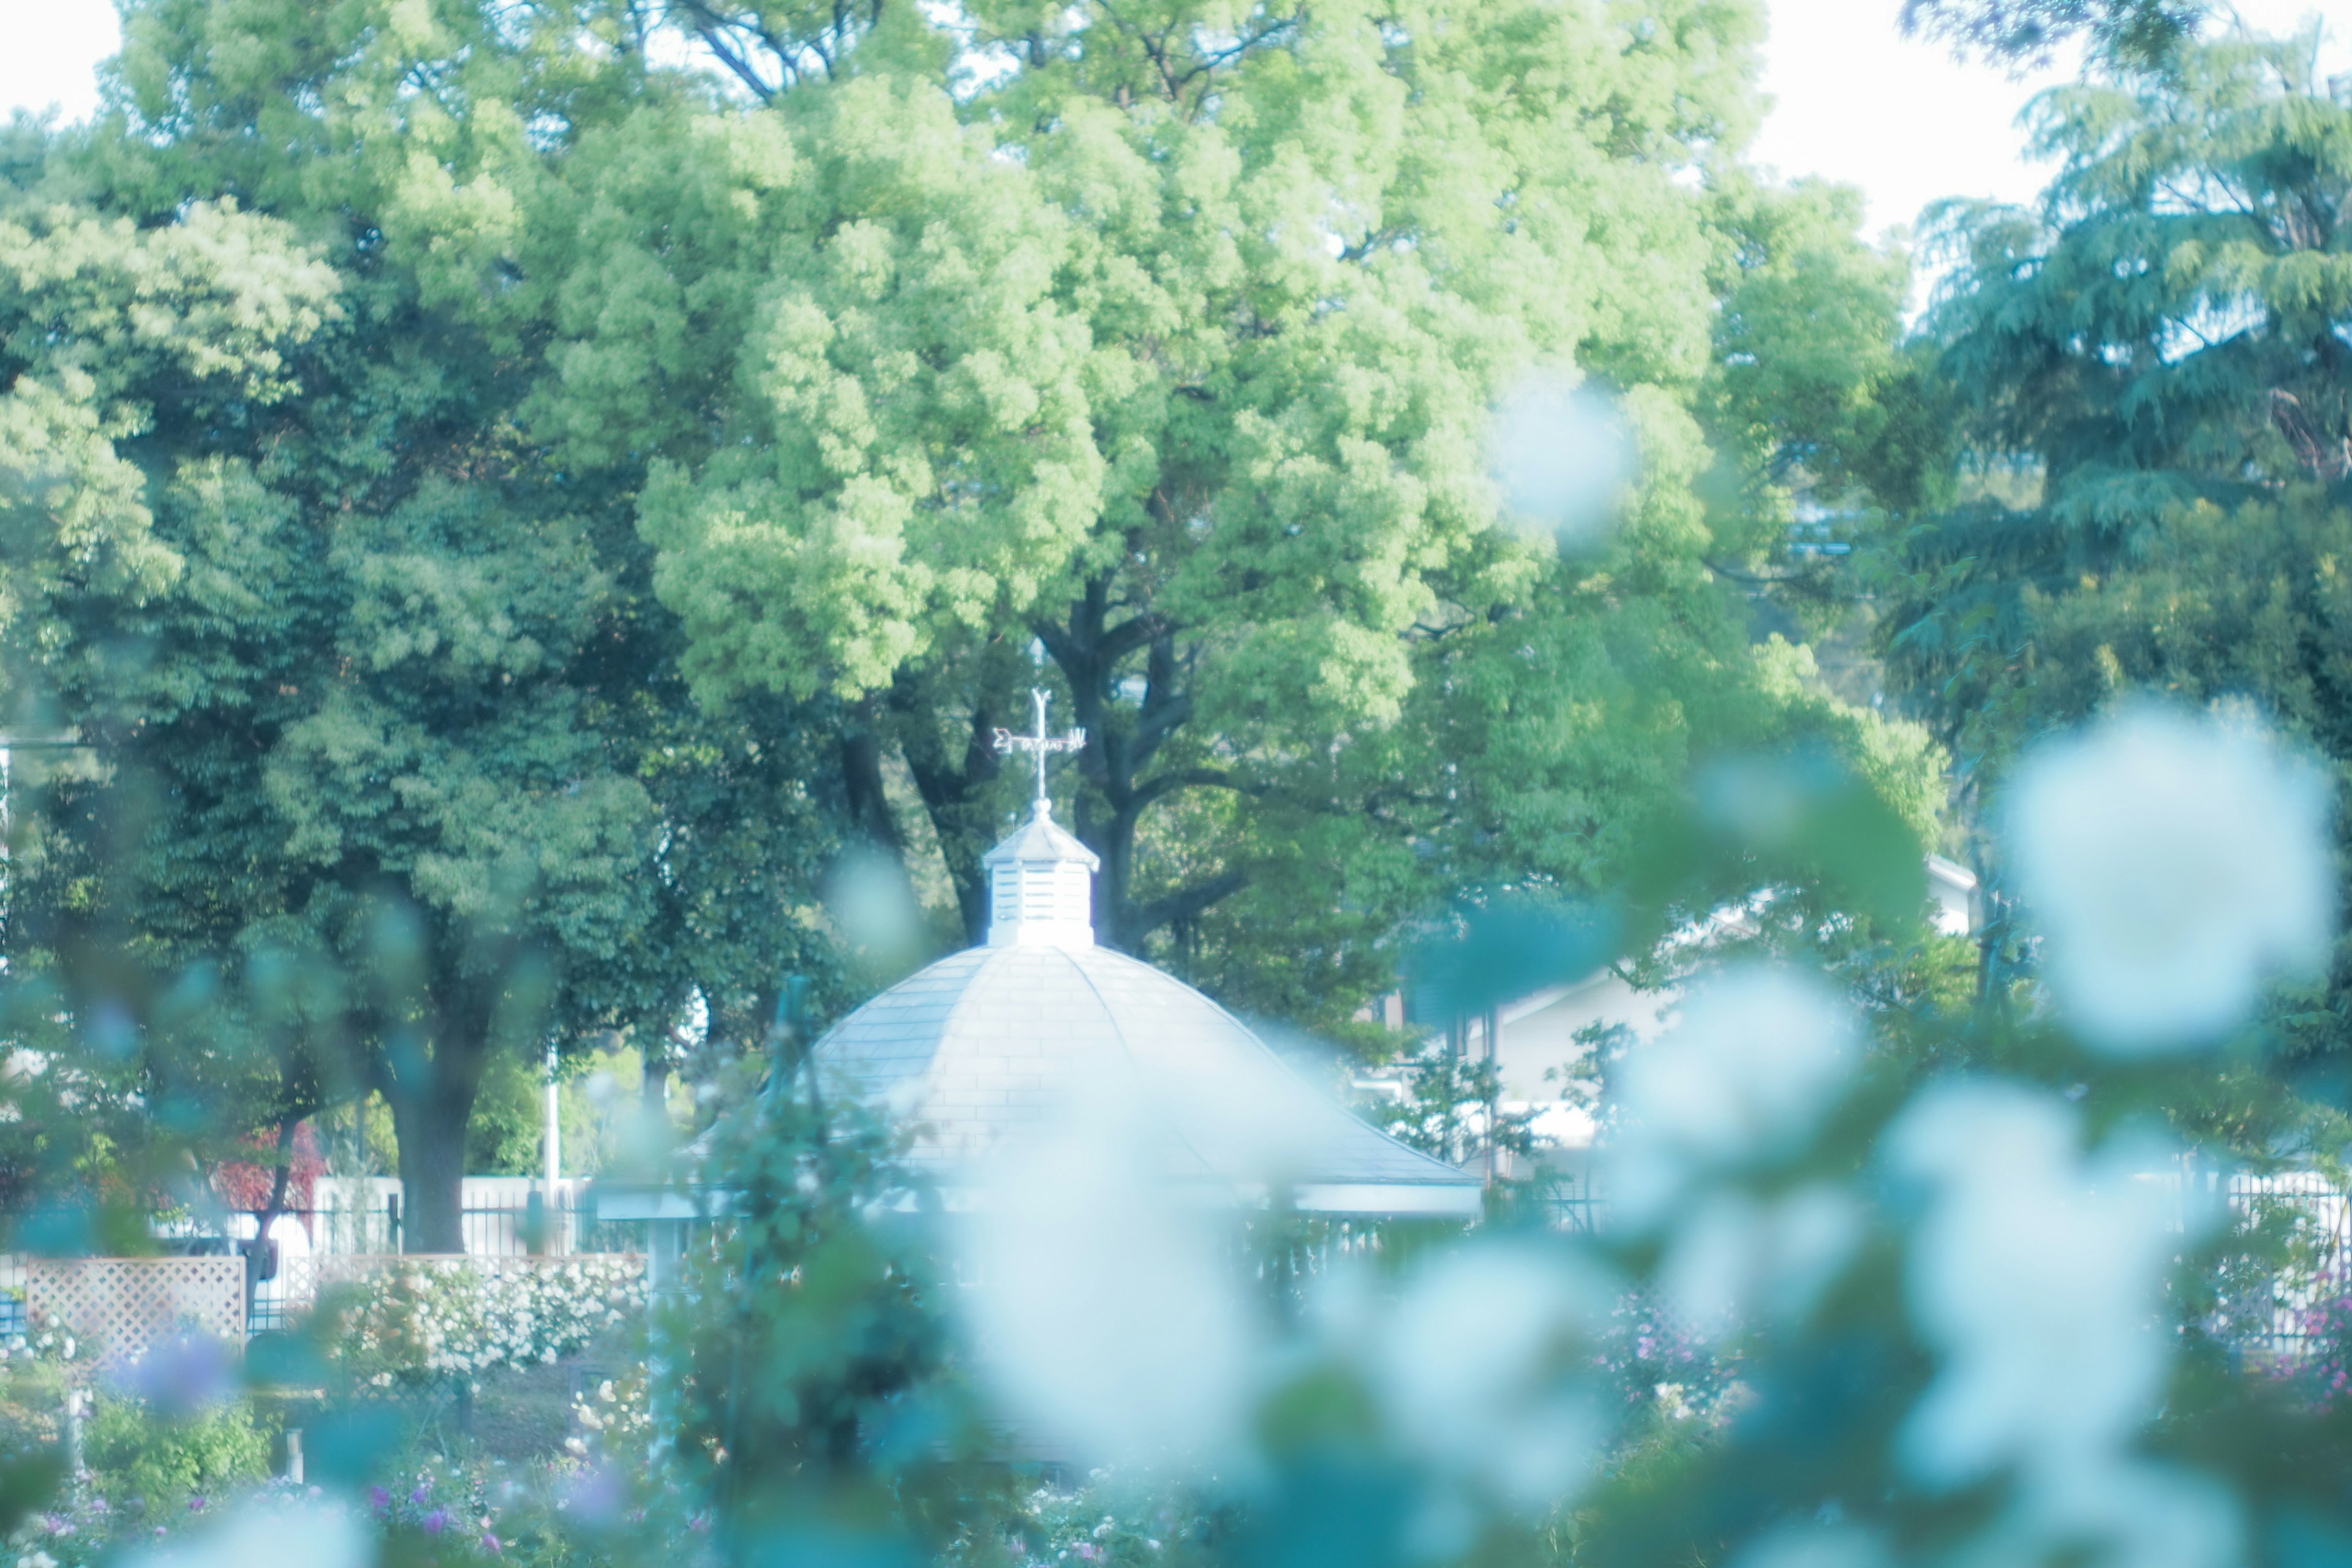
[{"x1": 236, "y1": 1197, "x2": 649, "y2": 1332}]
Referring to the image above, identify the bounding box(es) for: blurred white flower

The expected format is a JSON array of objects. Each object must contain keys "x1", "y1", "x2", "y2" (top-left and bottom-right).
[
  {"x1": 118, "y1": 1498, "x2": 368, "y2": 1568},
  {"x1": 1733, "y1": 1521, "x2": 1890, "y2": 1568},
  {"x1": 1888, "y1": 1080, "x2": 2184, "y2": 1490},
  {"x1": 1372, "y1": 1240, "x2": 1615, "y2": 1514},
  {"x1": 1658, "y1": 1182, "x2": 1864, "y2": 1342},
  {"x1": 2032, "y1": 1460, "x2": 2244, "y2": 1568},
  {"x1": 823, "y1": 843, "x2": 927, "y2": 963},
  {"x1": 957, "y1": 1070, "x2": 1256, "y2": 1468},
  {"x1": 2005, "y1": 704, "x2": 2334, "y2": 1052},
  {"x1": 1605, "y1": 967, "x2": 1859, "y2": 1231},
  {"x1": 1488, "y1": 370, "x2": 1634, "y2": 550}
]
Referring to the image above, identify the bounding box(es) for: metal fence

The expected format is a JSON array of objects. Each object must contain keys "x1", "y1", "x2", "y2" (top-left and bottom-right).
[
  {"x1": 234, "y1": 1196, "x2": 646, "y2": 1261},
  {"x1": 2208, "y1": 1170, "x2": 2352, "y2": 1366},
  {"x1": 1541, "y1": 1167, "x2": 2352, "y2": 1367},
  {"x1": 236, "y1": 1195, "x2": 647, "y2": 1333}
]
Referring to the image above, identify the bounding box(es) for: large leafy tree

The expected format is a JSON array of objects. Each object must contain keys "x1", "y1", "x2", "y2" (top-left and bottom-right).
[
  {"x1": 535, "y1": 0, "x2": 1939, "y2": 1023},
  {"x1": 1899, "y1": 0, "x2": 2203, "y2": 66},
  {"x1": 1869, "y1": 27, "x2": 2352, "y2": 1081},
  {"x1": 2, "y1": 0, "x2": 1939, "y2": 1245},
  {"x1": 0, "y1": 4, "x2": 852, "y2": 1251}
]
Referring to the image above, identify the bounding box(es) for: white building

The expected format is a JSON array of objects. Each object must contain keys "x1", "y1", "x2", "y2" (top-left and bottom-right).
[{"x1": 1389, "y1": 856, "x2": 1982, "y2": 1172}]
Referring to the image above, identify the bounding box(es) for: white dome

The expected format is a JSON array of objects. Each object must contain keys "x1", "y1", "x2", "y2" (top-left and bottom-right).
[{"x1": 811, "y1": 943, "x2": 1482, "y2": 1216}]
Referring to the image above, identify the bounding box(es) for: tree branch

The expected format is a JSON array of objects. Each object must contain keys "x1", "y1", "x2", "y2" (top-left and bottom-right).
[
  {"x1": 1129, "y1": 868, "x2": 1248, "y2": 941},
  {"x1": 1130, "y1": 765, "x2": 1252, "y2": 811}
]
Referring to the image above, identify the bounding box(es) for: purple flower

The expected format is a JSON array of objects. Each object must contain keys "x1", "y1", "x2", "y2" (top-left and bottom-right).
[
  {"x1": 481, "y1": 1533, "x2": 501, "y2": 1555},
  {"x1": 410, "y1": 1485, "x2": 431, "y2": 1506},
  {"x1": 369, "y1": 1486, "x2": 391, "y2": 1512},
  {"x1": 188, "y1": 1496, "x2": 207, "y2": 1513},
  {"x1": 118, "y1": 1333, "x2": 236, "y2": 1417},
  {"x1": 423, "y1": 1509, "x2": 448, "y2": 1535}
]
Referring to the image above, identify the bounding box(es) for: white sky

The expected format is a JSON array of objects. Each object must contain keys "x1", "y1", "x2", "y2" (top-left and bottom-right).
[{"x1": 0, "y1": 1, "x2": 2343, "y2": 277}]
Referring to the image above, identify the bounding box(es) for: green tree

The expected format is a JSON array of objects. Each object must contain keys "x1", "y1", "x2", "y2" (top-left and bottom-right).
[
  {"x1": 1868, "y1": 26, "x2": 2352, "y2": 1093},
  {"x1": 0, "y1": 0, "x2": 1943, "y2": 1248},
  {"x1": 0, "y1": 3, "x2": 854, "y2": 1251},
  {"x1": 1900, "y1": 0, "x2": 2203, "y2": 67},
  {"x1": 535, "y1": 0, "x2": 1940, "y2": 1025}
]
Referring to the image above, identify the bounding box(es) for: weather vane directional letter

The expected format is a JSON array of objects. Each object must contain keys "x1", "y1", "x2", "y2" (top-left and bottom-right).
[{"x1": 993, "y1": 688, "x2": 1085, "y2": 815}]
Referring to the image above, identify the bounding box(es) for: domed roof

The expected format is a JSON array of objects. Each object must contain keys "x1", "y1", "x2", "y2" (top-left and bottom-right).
[
  {"x1": 804, "y1": 690, "x2": 1480, "y2": 1217},
  {"x1": 812, "y1": 943, "x2": 1482, "y2": 1215}
]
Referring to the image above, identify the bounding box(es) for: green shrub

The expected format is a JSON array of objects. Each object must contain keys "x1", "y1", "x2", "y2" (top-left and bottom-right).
[{"x1": 82, "y1": 1395, "x2": 271, "y2": 1513}]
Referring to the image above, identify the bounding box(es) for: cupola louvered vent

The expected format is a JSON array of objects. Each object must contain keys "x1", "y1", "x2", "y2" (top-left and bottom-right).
[{"x1": 981, "y1": 803, "x2": 1100, "y2": 949}]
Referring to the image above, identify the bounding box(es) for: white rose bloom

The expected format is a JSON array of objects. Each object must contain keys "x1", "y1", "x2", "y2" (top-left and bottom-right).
[
  {"x1": 958, "y1": 1069, "x2": 1257, "y2": 1468},
  {"x1": 1487, "y1": 369, "x2": 1635, "y2": 551},
  {"x1": 1371, "y1": 1240, "x2": 1615, "y2": 1515},
  {"x1": 117, "y1": 1498, "x2": 371, "y2": 1568},
  {"x1": 1604, "y1": 967, "x2": 1859, "y2": 1231},
  {"x1": 2005, "y1": 704, "x2": 2334, "y2": 1052},
  {"x1": 1732, "y1": 1522, "x2": 1890, "y2": 1568},
  {"x1": 1888, "y1": 1080, "x2": 2184, "y2": 1491},
  {"x1": 1658, "y1": 1182, "x2": 1864, "y2": 1341}
]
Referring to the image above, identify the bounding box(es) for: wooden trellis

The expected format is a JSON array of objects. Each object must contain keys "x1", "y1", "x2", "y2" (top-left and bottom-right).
[{"x1": 26, "y1": 1257, "x2": 244, "y2": 1370}]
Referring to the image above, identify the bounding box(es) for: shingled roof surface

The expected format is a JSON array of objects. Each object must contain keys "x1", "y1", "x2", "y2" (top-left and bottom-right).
[{"x1": 811, "y1": 943, "x2": 1479, "y2": 1197}]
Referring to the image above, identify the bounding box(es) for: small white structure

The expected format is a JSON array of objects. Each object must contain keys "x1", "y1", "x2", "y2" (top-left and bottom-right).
[
  {"x1": 1424, "y1": 854, "x2": 1983, "y2": 1164},
  {"x1": 811, "y1": 701, "x2": 1482, "y2": 1218},
  {"x1": 602, "y1": 695, "x2": 1481, "y2": 1256}
]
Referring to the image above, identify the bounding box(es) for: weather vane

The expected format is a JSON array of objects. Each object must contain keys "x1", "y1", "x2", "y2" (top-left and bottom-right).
[{"x1": 993, "y1": 688, "x2": 1085, "y2": 815}]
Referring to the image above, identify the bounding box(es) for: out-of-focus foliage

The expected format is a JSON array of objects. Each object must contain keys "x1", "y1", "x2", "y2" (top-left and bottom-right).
[
  {"x1": 652, "y1": 1045, "x2": 991, "y2": 1562},
  {"x1": 1900, "y1": 0, "x2": 2204, "y2": 67},
  {"x1": 1864, "y1": 25, "x2": 2352, "y2": 1113}
]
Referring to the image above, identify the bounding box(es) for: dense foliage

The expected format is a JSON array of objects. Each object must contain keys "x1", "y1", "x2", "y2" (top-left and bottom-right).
[
  {"x1": 18, "y1": 7, "x2": 2352, "y2": 1568},
  {"x1": 1860, "y1": 24, "x2": 2352, "y2": 1127},
  {"x1": 0, "y1": 0, "x2": 1934, "y2": 1235}
]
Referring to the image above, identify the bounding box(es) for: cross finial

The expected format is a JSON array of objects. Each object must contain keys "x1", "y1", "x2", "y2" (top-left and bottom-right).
[{"x1": 992, "y1": 688, "x2": 1085, "y2": 816}]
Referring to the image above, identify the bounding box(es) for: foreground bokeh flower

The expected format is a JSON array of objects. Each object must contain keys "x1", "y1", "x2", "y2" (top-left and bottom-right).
[
  {"x1": 2004, "y1": 704, "x2": 2332, "y2": 1052},
  {"x1": 1487, "y1": 369, "x2": 1634, "y2": 549},
  {"x1": 1371, "y1": 1241, "x2": 1614, "y2": 1515},
  {"x1": 1605, "y1": 967, "x2": 1859, "y2": 1231},
  {"x1": 958, "y1": 1071, "x2": 1256, "y2": 1466}
]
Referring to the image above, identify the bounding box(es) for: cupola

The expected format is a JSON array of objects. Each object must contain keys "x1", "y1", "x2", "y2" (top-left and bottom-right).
[{"x1": 982, "y1": 801, "x2": 1100, "y2": 949}]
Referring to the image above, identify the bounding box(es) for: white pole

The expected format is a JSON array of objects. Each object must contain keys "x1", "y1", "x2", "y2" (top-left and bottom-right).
[{"x1": 543, "y1": 1043, "x2": 561, "y2": 1253}]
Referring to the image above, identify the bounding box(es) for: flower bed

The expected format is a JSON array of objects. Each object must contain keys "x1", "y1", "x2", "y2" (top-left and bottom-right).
[{"x1": 309, "y1": 1257, "x2": 648, "y2": 1389}]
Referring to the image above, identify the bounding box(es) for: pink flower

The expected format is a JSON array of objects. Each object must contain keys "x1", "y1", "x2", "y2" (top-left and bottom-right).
[{"x1": 481, "y1": 1532, "x2": 501, "y2": 1554}]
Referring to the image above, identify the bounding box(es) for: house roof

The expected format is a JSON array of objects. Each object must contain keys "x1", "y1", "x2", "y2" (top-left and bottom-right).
[{"x1": 811, "y1": 943, "x2": 1483, "y2": 1216}]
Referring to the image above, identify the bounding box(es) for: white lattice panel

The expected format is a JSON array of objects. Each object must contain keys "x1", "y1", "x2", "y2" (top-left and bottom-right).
[{"x1": 28, "y1": 1257, "x2": 244, "y2": 1369}]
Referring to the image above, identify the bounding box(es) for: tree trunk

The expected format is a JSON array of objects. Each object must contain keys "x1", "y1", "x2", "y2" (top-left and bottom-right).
[
  {"x1": 382, "y1": 1038, "x2": 490, "y2": 1255},
  {"x1": 246, "y1": 1118, "x2": 298, "y2": 1300},
  {"x1": 898, "y1": 680, "x2": 1008, "y2": 946},
  {"x1": 1036, "y1": 584, "x2": 1245, "y2": 951},
  {"x1": 837, "y1": 718, "x2": 905, "y2": 854}
]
